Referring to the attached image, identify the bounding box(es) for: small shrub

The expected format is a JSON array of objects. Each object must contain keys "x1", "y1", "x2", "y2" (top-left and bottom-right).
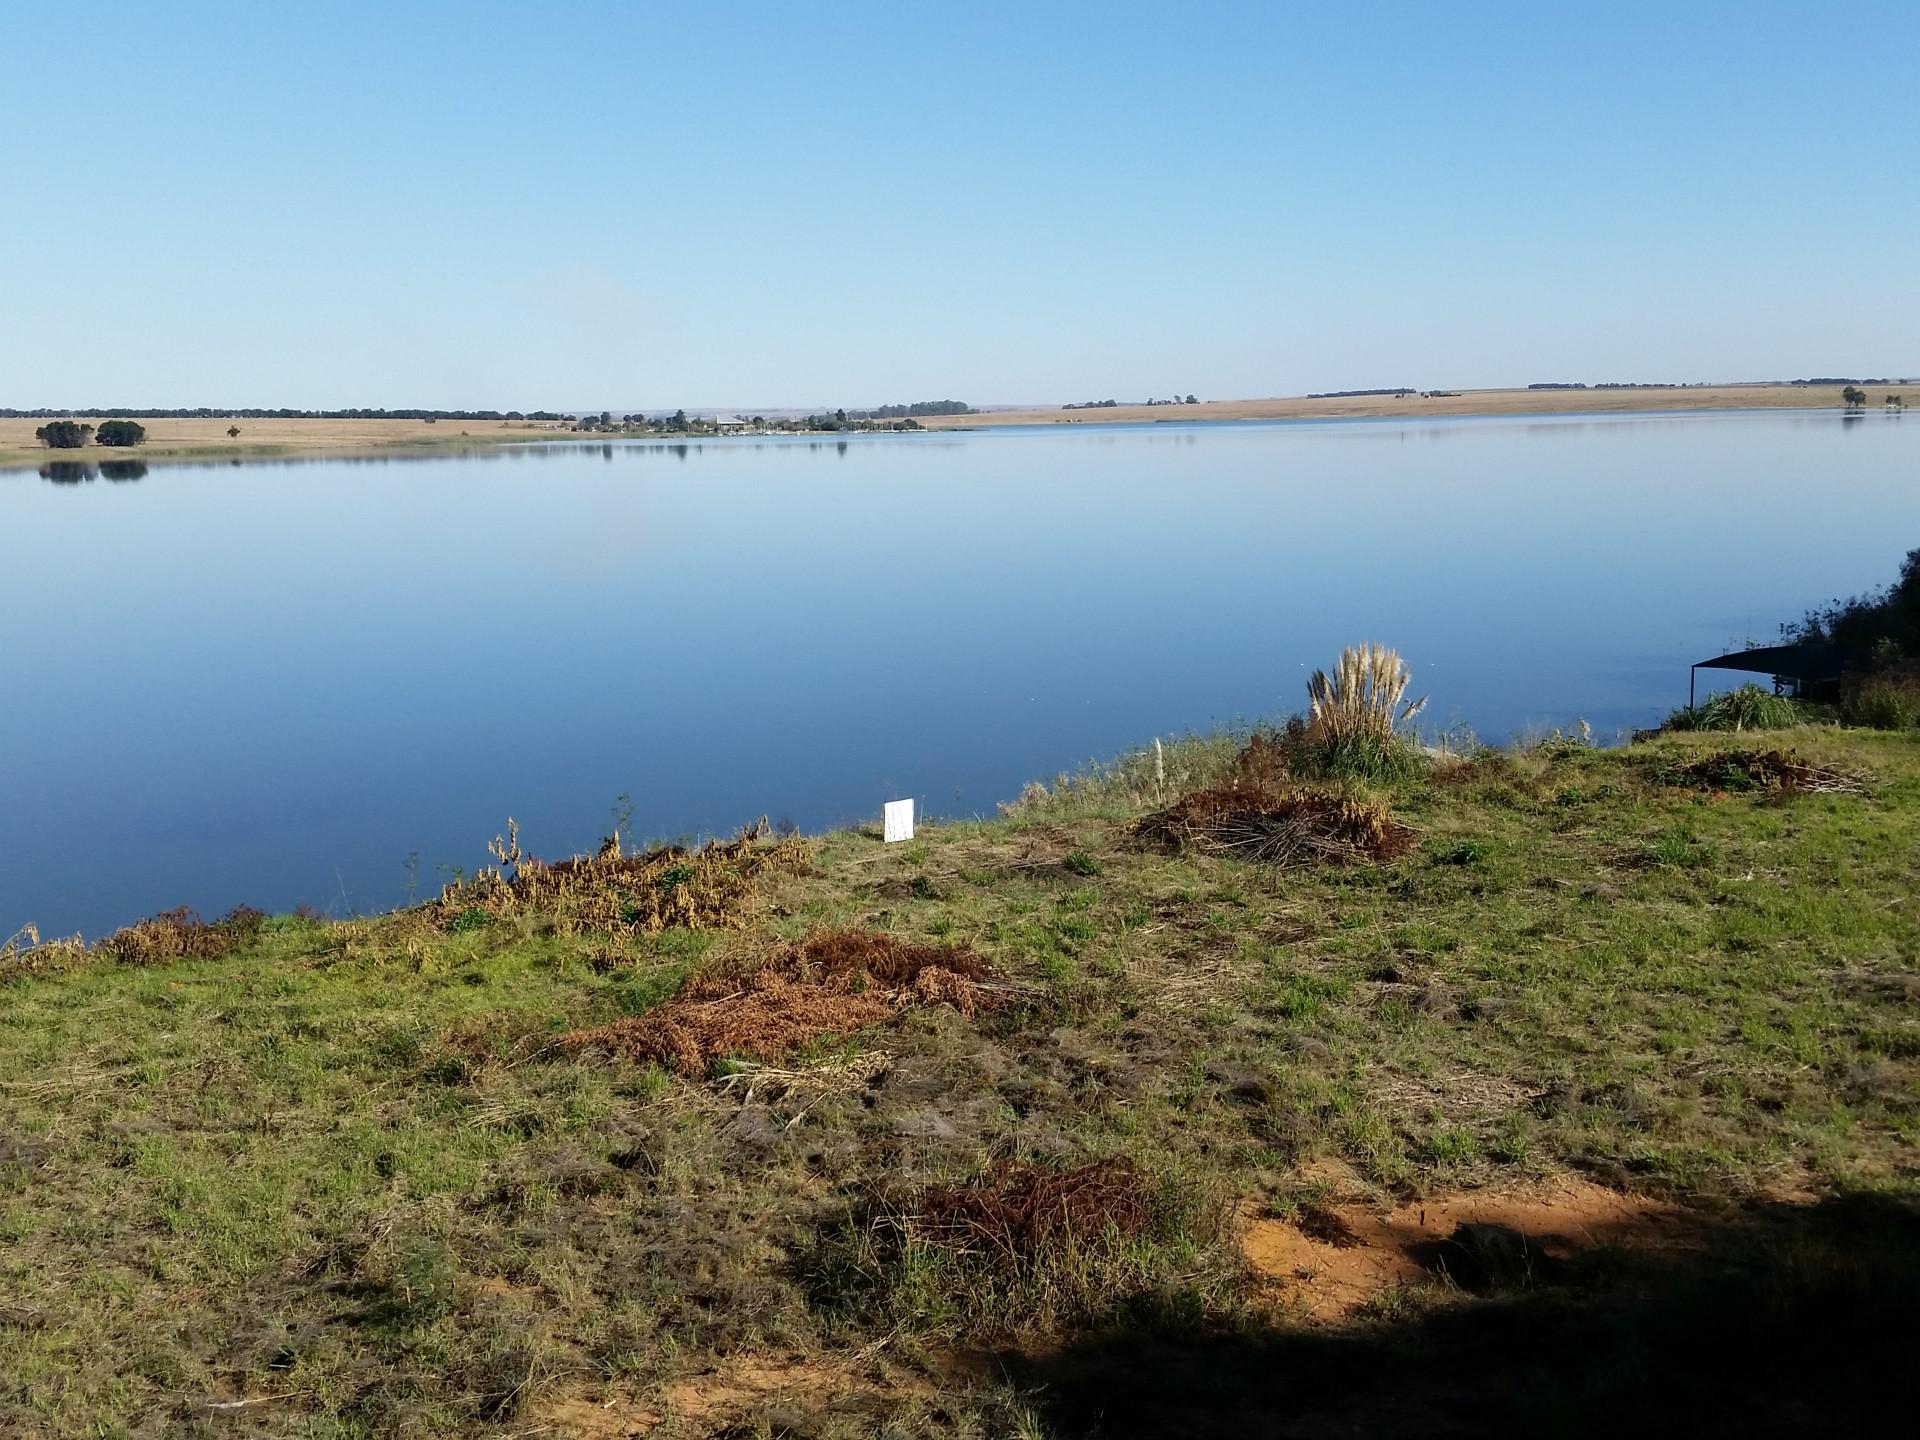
[
  {"x1": 1062, "y1": 850, "x2": 1102, "y2": 877},
  {"x1": 1665, "y1": 684, "x2": 1804, "y2": 733},
  {"x1": 1840, "y1": 673, "x2": 1920, "y2": 730},
  {"x1": 101, "y1": 905, "x2": 267, "y2": 964},
  {"x1": 1435, "y1": 840, "x2": 1490, "y2": 866}
]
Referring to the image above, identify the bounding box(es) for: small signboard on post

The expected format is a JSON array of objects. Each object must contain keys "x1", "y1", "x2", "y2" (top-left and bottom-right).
[{"x1": 883, "y1": 798, "x2": 915, "y2": 844}]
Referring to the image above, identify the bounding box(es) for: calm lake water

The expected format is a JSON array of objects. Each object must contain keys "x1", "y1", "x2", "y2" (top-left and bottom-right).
[{"x1": 4, "y1": 409, "x2": 1915, "y2": 938}]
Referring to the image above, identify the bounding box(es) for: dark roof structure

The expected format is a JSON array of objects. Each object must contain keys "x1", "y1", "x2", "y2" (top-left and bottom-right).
[
  {"x1": 1689, "y1": 639, "x2": 1844, "y2": 707},
  {"x1": 1693, "y1": 640, "x2": 1843, "y2": 682}
]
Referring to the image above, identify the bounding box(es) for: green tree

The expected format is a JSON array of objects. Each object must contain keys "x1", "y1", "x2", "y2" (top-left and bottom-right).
[
  {"x1": 34, "y1": 420, "x2": 92, "y2": 449},
  {"x1": 94, "y1": 420, "x2": 147, "y2": 447},
  {"x1": 1843, "y1": 386, "x2": 1867, "y2": 407},
  {"x1": 227, "y1": 425, "x2": 242, "y2": 438}
]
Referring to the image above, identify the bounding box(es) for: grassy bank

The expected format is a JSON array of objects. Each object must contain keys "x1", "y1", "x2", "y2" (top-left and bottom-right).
[{"x1": 3, "y1": 724, "x2": 1918, "y2": 1436}]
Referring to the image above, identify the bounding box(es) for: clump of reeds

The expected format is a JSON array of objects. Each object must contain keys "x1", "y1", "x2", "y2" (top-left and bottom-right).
[
  {"x1": 1308, "y1": 642, "x2": 1428, "y2": 742},
  {"x1": 1285, "y1": 643, "x2": 1431, "y2": 781},
  {"x1": 1665, "y1": 683, "x2": 1806, "y2": 733}
]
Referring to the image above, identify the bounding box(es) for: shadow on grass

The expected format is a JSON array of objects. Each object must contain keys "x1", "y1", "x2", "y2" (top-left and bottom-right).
[{"x1": 1002, "y1": 1193, "x2": 1919, "y2": 1438}]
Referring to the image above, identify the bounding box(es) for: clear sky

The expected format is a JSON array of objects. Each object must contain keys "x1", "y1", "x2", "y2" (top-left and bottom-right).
[{"x1": 4, "y1": 1, "x2": 1915, "y2": 411}]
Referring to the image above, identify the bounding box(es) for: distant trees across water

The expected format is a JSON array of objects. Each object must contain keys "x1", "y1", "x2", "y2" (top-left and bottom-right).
[
  {"x1": 35, "y1": 421, "x2": 93, "y2": 449},
  {"x1": 1064, "y1": 395, "x2": 1200, "y2": 409},
  {"x1": 33, "y1": 419, "x2": 147, "y2": 448},
  {"x1": 849, "y1": 400, "x2": 973, "y2": 418}
]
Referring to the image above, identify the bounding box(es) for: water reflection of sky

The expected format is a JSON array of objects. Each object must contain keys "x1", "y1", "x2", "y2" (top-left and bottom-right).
[{"x1": 4, "y1": 409, "x2": 1914, "y2": 936}]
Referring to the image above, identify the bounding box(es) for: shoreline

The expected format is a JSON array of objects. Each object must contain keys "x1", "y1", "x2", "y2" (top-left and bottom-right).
[
  {"x1": 0, "y1": 416, "x2": 570, "y2": 472},
  {"x1": 5, "y1": 384, "x2": 1914, "y2": 470},
  {"x1": 916, "y1": 382, "x2": 1919, "y2": 430},
  {"x1": 7, "y1": 386, "x2": 1915, "y2": 470}
]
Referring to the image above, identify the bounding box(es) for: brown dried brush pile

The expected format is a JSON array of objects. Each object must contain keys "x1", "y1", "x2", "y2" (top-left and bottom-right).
[
  {"x1": 1136, "y1": 780, "x2": 1416, "y2": 866},
  {"x1": 101, "y1": 905, "x2": 268, "y2": 965},
  {"x1": 915, "y1": 1159, "x2": 1152, "y2": 1262},
  {"x1": 436, "y1": 820, "x2": 809, "y2": 935},
  {"x1": 1665, "y1": 749, "x2": 1868, "y2": 796},
  {"x1": 559, "y1": 929, "x2": 1006, "y2": 1075}
]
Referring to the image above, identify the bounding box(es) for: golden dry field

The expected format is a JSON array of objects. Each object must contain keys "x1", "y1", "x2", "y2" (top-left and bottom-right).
[
  {"x1": 922, "y1": 383, "x2": 1920, "y2": 429},
  {"x1": 0, "y1": 415, "x2": 567, "y2": 469}
]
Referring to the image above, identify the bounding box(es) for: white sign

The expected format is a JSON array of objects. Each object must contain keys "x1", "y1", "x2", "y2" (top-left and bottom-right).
[{"x1": 883, "y1": 798, "x2": 915, "y2": 843}]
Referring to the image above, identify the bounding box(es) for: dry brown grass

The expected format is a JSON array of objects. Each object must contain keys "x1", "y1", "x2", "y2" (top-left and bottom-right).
[
  {"x1": 559, "y1": 928, "x2": 1008, "y2": 1075},
  {"x1": 915, "y1": 1159, "x2": 1153, "y2": 1262},
  {"x1": 100, "y1": 905, "x2": 267, "y2": 965},
  {"x1": 0, "y1": 415, "x2": 563, "y2": 468},
  {"x1": 435, "y1": 821, "x2": 810, "y2": 936},
  {"x1": 1661, "y1": 748, "x2": 1869, "y2": 796},
  {"x1": 1136, "y1": 781, "x2": 1417, "y2": 866}
]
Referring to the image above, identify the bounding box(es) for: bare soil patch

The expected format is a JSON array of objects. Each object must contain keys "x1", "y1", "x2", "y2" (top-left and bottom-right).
[
  {"x1": 560, "y1": 929, "x2": 1007, "y2": 1075},
  {"x1": 1244, "y1": 1175, "x2": 1691, "y2": 1322},
  {"x1": 545, "y1": 1354, "x2": 918, "y2": 1438}
]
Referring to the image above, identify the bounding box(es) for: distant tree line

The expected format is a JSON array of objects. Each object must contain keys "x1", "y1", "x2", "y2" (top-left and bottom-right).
[
  {"x1": 1, "y1": 407, "x2": 566, "y2": 421},
  {"x1": 846, "y1": 400, "x2": 973, "y2": 418},
  {"x1": 1063, "y1": 394, "x2": 1200, "y2": 409},
  {"x1": 569, "y1": 408, "x2": 928, "y2": 436}
]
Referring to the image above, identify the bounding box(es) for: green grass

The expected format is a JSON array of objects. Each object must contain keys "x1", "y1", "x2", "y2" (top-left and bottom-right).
[{"x1": 3, "y1": 724, "x2": 1918, "y2": 1435}]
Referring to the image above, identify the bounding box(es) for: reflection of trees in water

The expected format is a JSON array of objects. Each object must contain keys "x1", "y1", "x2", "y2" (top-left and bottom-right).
[
  {"x1": 9, "y1": 430, "x2": 958, "y2": 485},
  {"x1": 35, "y1": 460, "x2": 146, "y2": 483}
]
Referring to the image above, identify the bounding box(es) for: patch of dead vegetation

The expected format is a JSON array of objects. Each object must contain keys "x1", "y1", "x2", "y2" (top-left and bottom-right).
[
  {"x1": 436, "y1": 820, "x2": 809, "y2": 936},
  {"x1": 1659, "y1": 748, "x2": 1867, "y2": 797},
  {"x1": 1137, "y1": 782, "x2": 1417, "y2": 866},
  {"x1": 1243, "y1": 1174, "x2": 1694, "y2": 1323},
  {"x1": 559, "y1": 930, "x2": 1012, "y2": 1076},
  {"x1": 100, "y1": 905, "x2": 267, "y2": 964},
  {"x1": 915, "y1": 1158, "x2": 1152, "y2": 1262}
]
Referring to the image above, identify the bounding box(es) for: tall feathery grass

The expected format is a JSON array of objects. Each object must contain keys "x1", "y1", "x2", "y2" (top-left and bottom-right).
[{"x1": 1293, "y1": 643, "x2": 1431, "y2": 781}]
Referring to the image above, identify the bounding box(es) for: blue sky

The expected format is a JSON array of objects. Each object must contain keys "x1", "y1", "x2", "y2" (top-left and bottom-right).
[{"x1": 4, "y1": 1, "x2": 1914, "y2": 410}]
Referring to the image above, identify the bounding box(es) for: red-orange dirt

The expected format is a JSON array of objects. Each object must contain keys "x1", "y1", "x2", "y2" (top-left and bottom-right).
[{"x1": 1243, "y1": 1173, "x2": 1694, "y2": 1322}]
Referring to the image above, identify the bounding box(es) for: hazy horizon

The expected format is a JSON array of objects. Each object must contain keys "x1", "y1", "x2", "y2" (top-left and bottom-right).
[{"x1": 4, "y1": 1, "x2": 1915, "y2": 409}]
